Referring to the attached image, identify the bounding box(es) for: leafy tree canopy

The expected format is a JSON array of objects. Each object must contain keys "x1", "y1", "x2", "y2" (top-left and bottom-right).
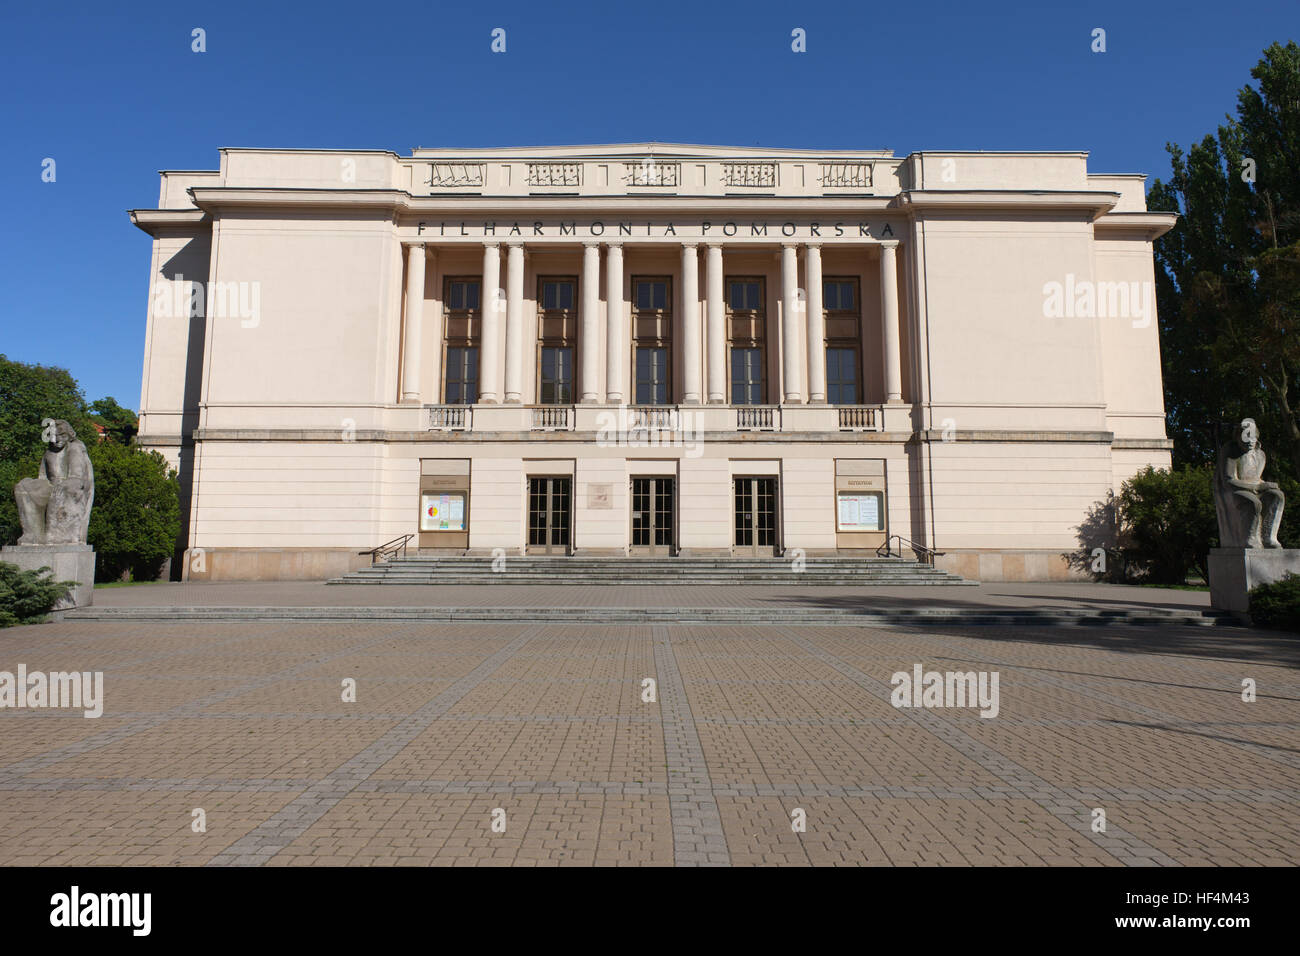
[{"x1": 1149, "y1": 41, "x2": 1300, "y2": 476}]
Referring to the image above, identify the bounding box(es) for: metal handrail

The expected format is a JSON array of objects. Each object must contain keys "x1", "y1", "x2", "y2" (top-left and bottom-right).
[
  {"x1": 359, "y1": 533, "x2": 414, "y2": 565},
  {"x1": 876, "y1": 534, "x2": 944, "y2": 566}
]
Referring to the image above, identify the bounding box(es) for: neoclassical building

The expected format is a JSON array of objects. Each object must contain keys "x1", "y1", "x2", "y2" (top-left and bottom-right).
[{"x1": 130, "y1": 143, "x2": 1175, "y2": 581}]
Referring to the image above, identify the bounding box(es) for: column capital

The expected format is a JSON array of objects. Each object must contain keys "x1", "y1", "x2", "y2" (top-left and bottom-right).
[
  {"x1": 403, "y1": 240, "x2": 426, "y2": 250},
  {"x1": 804, "y1": 242, "x2": 823, "y2": 251},
  {"x1": 704, "y1": 242, "x2": 724, "y2": 251},
  {"x1": 879, "y1": 240, "x2": 900, "y2": 251},
  {"x1": 482, "y1": 240, "x2": 501, "y2": 250},
  {"x1": 583, "y1": 241, "x2": 601, "y2": 250},
  {"x1": 604, "y1": 240, "x2": 624, "y2": 250},
  {"x1": 680, "y1": 242, "x2": 699, "y2": 251}
]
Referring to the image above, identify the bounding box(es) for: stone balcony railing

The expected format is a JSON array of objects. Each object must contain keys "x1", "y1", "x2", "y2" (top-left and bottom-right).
[{"x1": 424, "y1": 403, "x2": 886, "y2": 435}]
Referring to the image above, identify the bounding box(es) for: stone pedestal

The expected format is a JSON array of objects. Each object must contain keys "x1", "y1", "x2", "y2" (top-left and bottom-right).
[
  {"x1": 1208, "y1": 547, "x2": 1300, "y2": 614},
  {"x1": 0, "y1": 544, "x2": 95, "y2": 610}
]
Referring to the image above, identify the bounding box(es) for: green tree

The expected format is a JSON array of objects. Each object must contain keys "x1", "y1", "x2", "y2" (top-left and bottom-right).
[
  {"x1": 89, "y1": 396, "x2": 138, "y2": 445},
  {"x1": 1149, "y1": 41, "x2": 1300, "y2": 476},
  {"x1": 0, "y1": 354, "x2": 97, "y2": 464},
  {"x1": 86, "y1": 441, "x2": 180, "y2": 581}
]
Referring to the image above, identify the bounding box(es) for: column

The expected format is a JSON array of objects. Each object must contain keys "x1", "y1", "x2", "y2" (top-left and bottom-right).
[
  {"x1": 804, "y1": 244, "x2": 825, "y2": 403},
  {"x1": 705, "y1": 244, "x2": 725, "y2": 404},
  {"x1": 400, "y1": 242, "x2": 425, "y2": 403},
  {"x1": 504, "y1": 243, "x2": 525, "y2": 403},
  {"x1": 424, "y1": 248, "x2": 440, "y2": 402},
  {"x1": 581, "y1": 243, "x2": 601, "y2": 403},
  {"x1": 780, "y1": 243, "x2": 802, "y2": 403},
  {"x1": 681, "y1": 243, "x2": 701, "y2": 404},
  {"x1": 479, "y1": 242, "x2": 501, "y2": 404},
  {"x1": 605, "y1": 243, "x2": 624, "y2": 404},
  {"x1": 880, "y1": 241, "x2": 902, "y2": 403}
]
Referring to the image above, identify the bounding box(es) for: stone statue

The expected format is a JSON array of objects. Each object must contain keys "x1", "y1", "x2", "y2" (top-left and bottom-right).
[
  {"x1": 14, "y1": 419, "x2": 95, "y2": 545},
  {"x1": 1213, "y1": 418, "x2": 1284, "y2": 549}
]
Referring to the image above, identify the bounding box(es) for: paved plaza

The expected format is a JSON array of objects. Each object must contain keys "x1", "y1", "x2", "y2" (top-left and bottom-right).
[{"x1": 1, "y1": 584, "x2": 1297, "y2": 866}]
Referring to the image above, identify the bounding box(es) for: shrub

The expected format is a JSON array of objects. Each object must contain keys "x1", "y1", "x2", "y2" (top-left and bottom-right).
[
  {"x1": 0, "y1": 562, "x2": 74, "y2": 627},
  {"x1": 1249, "y1": 573, "x2": 1300, "y2": 632},
  {"x1": 1114, "y1": 465, "x2": 1218, "y2": 584},
  {"x1": 86, "y1": 442, "x2": 181, "y2": 582}
]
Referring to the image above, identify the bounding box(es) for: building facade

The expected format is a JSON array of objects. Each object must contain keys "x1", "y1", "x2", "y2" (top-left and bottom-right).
[{"x1": 130, "y1": 143, "x2": 1175, "y2": 581}]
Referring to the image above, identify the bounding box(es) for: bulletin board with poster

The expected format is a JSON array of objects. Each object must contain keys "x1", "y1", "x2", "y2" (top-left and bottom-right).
[
  {"x1": 420, "y1": 492, "x2": 466, "y2": 532},
  {"x1": 836, "y1": 491, "x2": 884, "y2": 532},
  {"x1": 418, "y1": 468, "x2": 470, "y2": 550}
]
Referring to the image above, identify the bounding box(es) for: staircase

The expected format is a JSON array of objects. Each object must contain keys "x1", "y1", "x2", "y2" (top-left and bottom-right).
[{"x1": 328, "y1": 555, "x2": 975, "y2": 586}]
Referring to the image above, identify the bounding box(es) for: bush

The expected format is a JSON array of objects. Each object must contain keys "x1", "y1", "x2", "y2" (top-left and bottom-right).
[
  {"x1": 86, "y1": 442, "x2": 181, "y2": 582},
  {"x1": 1249, "y1": 573, "x2": 1300, "y2": 632},
  {"x1": 0, "y1": 562, "x2": 74, "y2": 627},
  {"x1": 1113, "y1": 465, "x2": 1218, "y2": 584}
]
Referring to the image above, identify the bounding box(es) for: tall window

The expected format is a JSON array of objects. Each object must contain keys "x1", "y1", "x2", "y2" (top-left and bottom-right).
[
  {"x1": 445, "y1": 347, "x2": 478, "y2": 404},
  {"x1": 633, "y1": 277, "x2": 672, "y2": 405},
  {"x1": 537, "y1": 277, "x2": 576, "y2": 404},
  {"x1": 823, "y1": 278, "x2": 861, "y2": 405},
  {"x1": 727, "y1": 277, "x2": 766, "y2": 404},
  {"x1": 443, "y1": 277, "x2": 482, "y2": 404}
]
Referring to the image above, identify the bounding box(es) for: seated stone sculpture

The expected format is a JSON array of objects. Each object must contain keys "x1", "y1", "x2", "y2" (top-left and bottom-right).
[
  {"x1": 14, "y1": 419, "x2": 95, "y2": 546},
  {"x1": 1212, "y1": 418, "x2": 1284, "y2": 549}
]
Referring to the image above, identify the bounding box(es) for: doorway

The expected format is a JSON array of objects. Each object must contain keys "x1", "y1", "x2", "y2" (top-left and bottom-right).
[
  {"x1": 733, "y1": 477, "x2": 779, "y2": 556},
  {"x1": 527, "y1": 477, "x2": 571, "y2": 554},
  {"x1": 630, "y1": 477, "x2": 675, "y2": 555}
]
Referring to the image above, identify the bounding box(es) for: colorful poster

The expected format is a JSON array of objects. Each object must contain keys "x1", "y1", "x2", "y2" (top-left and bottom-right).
[
  {"x1": 421, "y1": 492, "x2": 466, "y2": 532},
  {"x1": 837, "y1": 492, "x2": 882, "y2": 531}
]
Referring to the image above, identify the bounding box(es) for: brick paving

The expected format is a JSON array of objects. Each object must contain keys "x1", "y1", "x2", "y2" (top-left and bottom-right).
[{"x1": 1, "y1": 614, "x2": 1297, "y2": 866}]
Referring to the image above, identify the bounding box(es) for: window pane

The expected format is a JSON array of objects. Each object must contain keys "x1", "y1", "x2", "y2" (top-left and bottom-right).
[{"x1": 466, "y1": 281, "x2": 480, "y2": 311}]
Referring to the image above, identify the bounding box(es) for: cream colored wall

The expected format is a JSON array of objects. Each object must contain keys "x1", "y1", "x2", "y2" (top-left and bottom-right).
[
  {"x1": 199, "y1": 213, "x2": 400, "y2": 414},
  {"x1": 909, "y1": 153, "x2": 1089, "y2": 191},
  {"x1": 137, "y1": 230, "x2": 210, "y2": 443},
  {"x1": 917, "y1": 216, "x2": 1107, "y2": 429},
  {"x1": 1093, "y1": 235, "x2": 1168, "y2": 442},
  {"x1": 926, "y1": 441, "x2": 1113, "y2": 551}
]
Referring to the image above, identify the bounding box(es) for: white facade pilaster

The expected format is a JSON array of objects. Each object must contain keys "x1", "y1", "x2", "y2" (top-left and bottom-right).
[
  {"x1": 780, "y1": 243, "x2": 802, "y2": 403},
  {"x1": 681, "y1": 243, "x2": 701, "y2": 404},
  {"x1": 605, "y1": 243, "x2": 624, "y2": 404},
  {"x1": 804, "y1": 244, "x2": 825, "y2": 403},
  {"x1": 581, "y1": 242, "x2": 601, "y2": 403},
  {"x1": 504, "y1": 243, "x2": 525, "y2": 403},
  {"x1": 705, "y1": 244, "x2": 725, "y2": 404},
  {"x1": 400, "y1": 242, "x2": 425, "y2": 403},
  {"x1": 880, "y1": 241, "x2": 902, "y2": 403},
  {"x1": 479, "y1": 242, "x2": 502, "y2": 404}
]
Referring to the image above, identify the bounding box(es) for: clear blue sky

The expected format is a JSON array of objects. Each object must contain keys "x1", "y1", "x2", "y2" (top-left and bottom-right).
[{"x1": 1, "y1": 0, "x2": 1294, "y2": 411}]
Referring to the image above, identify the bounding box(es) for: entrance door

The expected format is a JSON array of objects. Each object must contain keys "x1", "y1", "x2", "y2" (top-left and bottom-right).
[
  {"x1": 630, "y1": 477, "x2": 675, "y2": 555},
  {"x1": 734, "y1": 477, "x2": 778, "y2": 556},
  {"x1": 527, "y1": 477, "x2": 571, "y2": 554}
]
